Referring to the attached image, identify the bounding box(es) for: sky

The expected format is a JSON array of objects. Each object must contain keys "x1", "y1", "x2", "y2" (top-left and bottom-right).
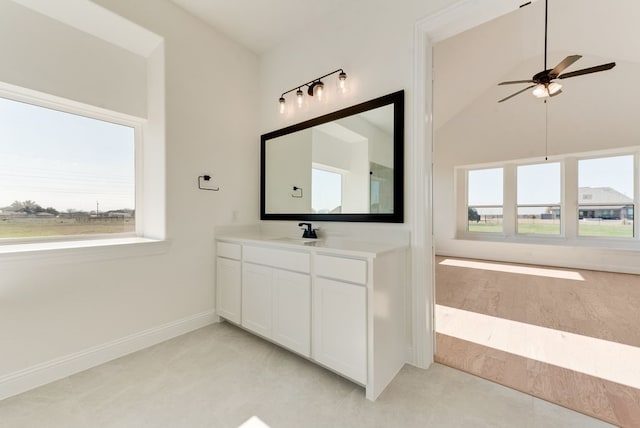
[
  {"x1": 0, "y1": 96, "x2": 135, "y2": 213},
  {"x1": 469, "y1": 155, "x2": 634, "y2": 206}
]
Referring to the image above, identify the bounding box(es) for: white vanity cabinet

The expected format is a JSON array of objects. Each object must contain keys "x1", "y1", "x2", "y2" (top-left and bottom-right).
[
  {"x1": 313, "y1": 255, "x2": 367, "y2": 384},
  {"x1": 241, "y1": 263, "x2": 273, "y2": 337},
  {"x1": 215, "y1": 235, "x2": 408, "y2": 401},
  {"x1": 215, "y1": 242, "x2": 242, "y2": 324},
  {"x1": 241, "y1": 245, "x2": 311, "y2": 357}
]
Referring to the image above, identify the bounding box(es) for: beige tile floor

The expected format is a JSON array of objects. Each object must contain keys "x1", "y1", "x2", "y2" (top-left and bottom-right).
[{"x1": 0, "y1": 322, "x2": 612, "y2": 428}]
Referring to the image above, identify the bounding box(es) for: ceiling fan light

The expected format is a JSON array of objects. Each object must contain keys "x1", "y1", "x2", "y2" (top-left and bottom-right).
[
  {"x1": 532, "y1": 84, "x2": 549, "y2": 98},
  {"x1": 548, "y1": 82, "x2": 562, "y2": 95}
]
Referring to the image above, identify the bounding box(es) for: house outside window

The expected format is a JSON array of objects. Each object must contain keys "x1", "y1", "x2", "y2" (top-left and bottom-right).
[{"x1": 578, "y1": 155, "x2": 634, "y2": 238}]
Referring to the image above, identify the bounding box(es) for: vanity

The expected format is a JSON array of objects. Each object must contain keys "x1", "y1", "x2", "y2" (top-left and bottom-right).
[
  {"x1": 215, "y1": 233, "x2": 408, "y2": 401},
  {"x1": 215, "y1": 90, "x2": 408, "y2": 400}
]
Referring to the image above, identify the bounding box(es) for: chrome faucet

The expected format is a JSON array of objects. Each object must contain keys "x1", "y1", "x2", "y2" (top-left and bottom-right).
[{"x1": 298, "y1": 222, "x2": 318, "y2": 239}]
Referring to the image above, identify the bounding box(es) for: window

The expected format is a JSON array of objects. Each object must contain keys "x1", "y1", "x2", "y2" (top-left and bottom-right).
[
  {"x1": 0, "y1": 96, "x2": 137, "y2": 241},
  {"x1": 517, "y1": 162, "x2": 561, "y2": 235},
  {"x1": 467, "y1": 167, "x2": 503, "y2": 233},
  {"x1": 312, "y1": 167, "x2": 342, "y2": 214},
  {"x1": 459, "y1": 150, "x2": 639, "y2": 243},
  {"x1": 578, "y1": 155, "x2": 634, "y2": 238}
]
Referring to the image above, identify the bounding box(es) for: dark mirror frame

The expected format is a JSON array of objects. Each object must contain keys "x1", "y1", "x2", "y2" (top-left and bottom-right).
[{"x1": 261, "y1": 90, "x2": 404, "y2": 223}]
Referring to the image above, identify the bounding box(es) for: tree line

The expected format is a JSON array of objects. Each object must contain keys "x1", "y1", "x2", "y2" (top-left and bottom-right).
[
  {"x1": 2, "y1": 200, "x2": 134, "y2": 217},
  {"x1": 3, "y1": 200, "x2": 61, "y2": 215}
]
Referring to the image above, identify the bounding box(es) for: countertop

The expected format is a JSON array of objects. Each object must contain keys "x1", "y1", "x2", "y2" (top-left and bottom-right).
[{"x1": 216, "y1": 232, "x2": 408, "y2": 258}]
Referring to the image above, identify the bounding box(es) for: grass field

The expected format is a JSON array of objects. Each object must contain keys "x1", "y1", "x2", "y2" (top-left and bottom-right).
[
  {"x1": 0, "y1": 218, "x2": 135, "y2": 238},
  {"x1": 468, "y1": 220, "x2": 633, "y2": 237}
]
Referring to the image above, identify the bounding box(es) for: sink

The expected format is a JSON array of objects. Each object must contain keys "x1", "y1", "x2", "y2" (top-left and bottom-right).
[{"x1": 268, "y1": 237, "x2": 319, "y2": 246}]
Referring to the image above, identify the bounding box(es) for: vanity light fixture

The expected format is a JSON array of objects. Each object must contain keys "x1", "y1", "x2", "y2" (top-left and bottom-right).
[
  {"x1": 278, "y1": 69, "x2": 348, "y2": 114},
  {"x1": 338, "y1": 71, "x2": 348, "y2": 93},
  {"x1": 296, "y1": 88, "x2": 304, "y2": 108}
]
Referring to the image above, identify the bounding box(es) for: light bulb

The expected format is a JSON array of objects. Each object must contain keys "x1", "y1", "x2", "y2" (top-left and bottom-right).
[
  {"x1": 548, "y1": 82, "x2": 562, "y2": 95},
  {"x1": 296, "y1": 88, "x2": 304, "y2": 108},
  {"x1": 532, "y1": 84, "x2": 548, "y2": 98},
  {"x1": 315, "y1": 81, "x2": 324, "y2": 101},
  {"x1": 337, "y1": 71, "x2": 349, "y2": 94},
  {"x1": 278, "y1": 97, "x2": 285, "y2": 114}
]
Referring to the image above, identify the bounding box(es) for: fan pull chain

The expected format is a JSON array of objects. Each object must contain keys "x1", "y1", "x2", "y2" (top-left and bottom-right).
[{"x1": 544, "y1": 99, "x2": 549, "y2": 161}]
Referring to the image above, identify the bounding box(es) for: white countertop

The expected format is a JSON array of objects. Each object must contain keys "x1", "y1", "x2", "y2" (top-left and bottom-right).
[{"x1": 216, "y1": 232, "x2": 408, "y2": 258}]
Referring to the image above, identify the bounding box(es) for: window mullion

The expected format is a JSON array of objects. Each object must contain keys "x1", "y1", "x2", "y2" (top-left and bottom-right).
[
  {"x1": 456, "y1": 168, "x2": 468, "y2": 237},
  {"x1": 503, "y1": 164, "x2": 516, "y2": 237},
  {"x1": 563, "y1": 157, "x2": 578, "y2": 239},
  {"x1": 635, "y1": 152, "x2": 639, "y2": 239}
]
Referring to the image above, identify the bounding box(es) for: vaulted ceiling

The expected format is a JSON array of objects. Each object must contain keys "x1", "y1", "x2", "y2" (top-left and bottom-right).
[{"x1": 434, "y1": 0, "x2": 640, "y2": 130}]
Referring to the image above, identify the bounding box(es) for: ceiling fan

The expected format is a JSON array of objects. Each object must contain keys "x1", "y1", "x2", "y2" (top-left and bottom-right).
[{"x1": 497, "y1": 0, "x2": 616, "y2": 103}]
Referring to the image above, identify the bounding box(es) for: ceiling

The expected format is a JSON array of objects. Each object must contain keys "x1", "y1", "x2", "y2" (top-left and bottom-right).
[
  {"x1": 168, "y1": 0, "x2": 365, "y2": 54},
  {"x1": 433, "y1": 0, "x2": 640, "y2": 130}
]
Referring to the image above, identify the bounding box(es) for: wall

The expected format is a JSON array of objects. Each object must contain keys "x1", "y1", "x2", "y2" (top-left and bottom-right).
[
  {"x1": 312, "y1": 128, "x2": 369, "y2": 213},
  {"x1": 433, "y1": 1, "x2": 640, "y2": 273},
  {"x1": 0, "y1": 1, "x2": 147, "y2": 118},
  {"x1": 265, "y1": 129, "x2": 312, "y2": 213},
  {"x1": 258, "y1": 0, "x2": 457, "y2": 234},
  {"x1": 0, "y1": 0, "x2": 259, "y2": 397}
]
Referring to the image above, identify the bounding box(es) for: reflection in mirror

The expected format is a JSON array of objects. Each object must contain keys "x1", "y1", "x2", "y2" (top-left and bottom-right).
[{"x1": 261, "y1": 91, "x2": 403, "y2": 223}]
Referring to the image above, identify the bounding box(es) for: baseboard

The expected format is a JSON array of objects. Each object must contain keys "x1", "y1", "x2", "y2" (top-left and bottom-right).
[{"x1": 0, "y1": 310, "x2": 218, "y2": 401}]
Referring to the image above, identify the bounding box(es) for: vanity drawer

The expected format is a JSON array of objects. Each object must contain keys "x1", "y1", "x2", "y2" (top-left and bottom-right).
[
  {"x1": 243, "y1": 245, "x2": 310, "y2": 273},
  {"x1": 315, "y1": 255, "x2": 367, "y2": 285},
  {"x1": 217, "y1": 241, "x2": 241, "y2": 260}
]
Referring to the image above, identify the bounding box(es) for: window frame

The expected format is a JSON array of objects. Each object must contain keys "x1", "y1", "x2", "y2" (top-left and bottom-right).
[
  {"x1": 457, "y1": 149, "x2": 639, "y2": 244},
  {"x1": 311, "y1": 163, "x2": 345, "y2": 214},
  {"x1": 465, "y1": 166, "x2": 505, "y2": 235},
  {"x1": 0, "y1": 84, "x2": 145, "y2": 246},
  {"x1": 576, "y1": 153, "x2": 636, "y2": 239},
  {"x1": 515, "y1": 161, "x2": 562, "y2": 236}
]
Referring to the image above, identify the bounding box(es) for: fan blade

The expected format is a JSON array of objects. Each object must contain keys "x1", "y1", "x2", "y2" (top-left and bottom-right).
[
  {"x1": 498, "y1": 85, "x2": 536, "y2": 103},
  {"x1": 498, "y1": 80, "x2": 535, "y2": 85},
  {"x1": 549, "y1": 55, "x2": 582, "y2": 78},
  {"x1": 558, "y1": 62, "x2": 616, "y2": 79}
]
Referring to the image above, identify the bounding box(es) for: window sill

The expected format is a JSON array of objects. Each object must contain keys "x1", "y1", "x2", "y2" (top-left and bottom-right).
[
  {"x1": 457, "y1": 232, "x2": 640, "y2": 250},
  {"x1": 0, "y1": 237, "x2": 171, "y2": 264},
  {"x1": 440, "y1": 236, "x2": 640, "y2": 274}
]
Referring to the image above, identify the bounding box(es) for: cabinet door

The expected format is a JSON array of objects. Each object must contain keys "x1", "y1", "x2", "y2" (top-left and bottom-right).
[
  {"x1": 313, "y1": 277, "x2": 367, "y2": 383},
  {"x1": 241, "y1": 263, "x2": 273, "y2": 337},
  {"x1": 272, "y1": 269, "x2": 311, "y2": 357},
  {"x1": 216, "y1": 257, "x2": 241, "y2": 324}
]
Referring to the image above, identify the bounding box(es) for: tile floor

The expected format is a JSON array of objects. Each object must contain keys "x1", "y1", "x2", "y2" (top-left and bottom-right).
[{"x1": 0, "y1": 322, "x2": 612, "y2": 428}]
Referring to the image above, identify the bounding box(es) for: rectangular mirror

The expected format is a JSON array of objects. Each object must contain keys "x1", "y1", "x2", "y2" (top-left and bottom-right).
[{"x1": 261, "y1": 90, "x2": 404, "y2": 222}]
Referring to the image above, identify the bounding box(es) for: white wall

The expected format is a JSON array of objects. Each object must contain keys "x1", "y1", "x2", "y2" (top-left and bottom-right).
[
  {"x1": 258, "y1": 0, "x2": 457, "y2": 235},
  {"x1": 0, "y1": 1, "x2": 147, "y2": 118},
  {"x1": 265, "y1": 130, "x2": 312, "y2": 213},
  {"x1": 312, "y1": 129, "x2": 369, "y2": 213},
  {"x1": 0, "y1": 0, "x2": 259, "y2": 395}
]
